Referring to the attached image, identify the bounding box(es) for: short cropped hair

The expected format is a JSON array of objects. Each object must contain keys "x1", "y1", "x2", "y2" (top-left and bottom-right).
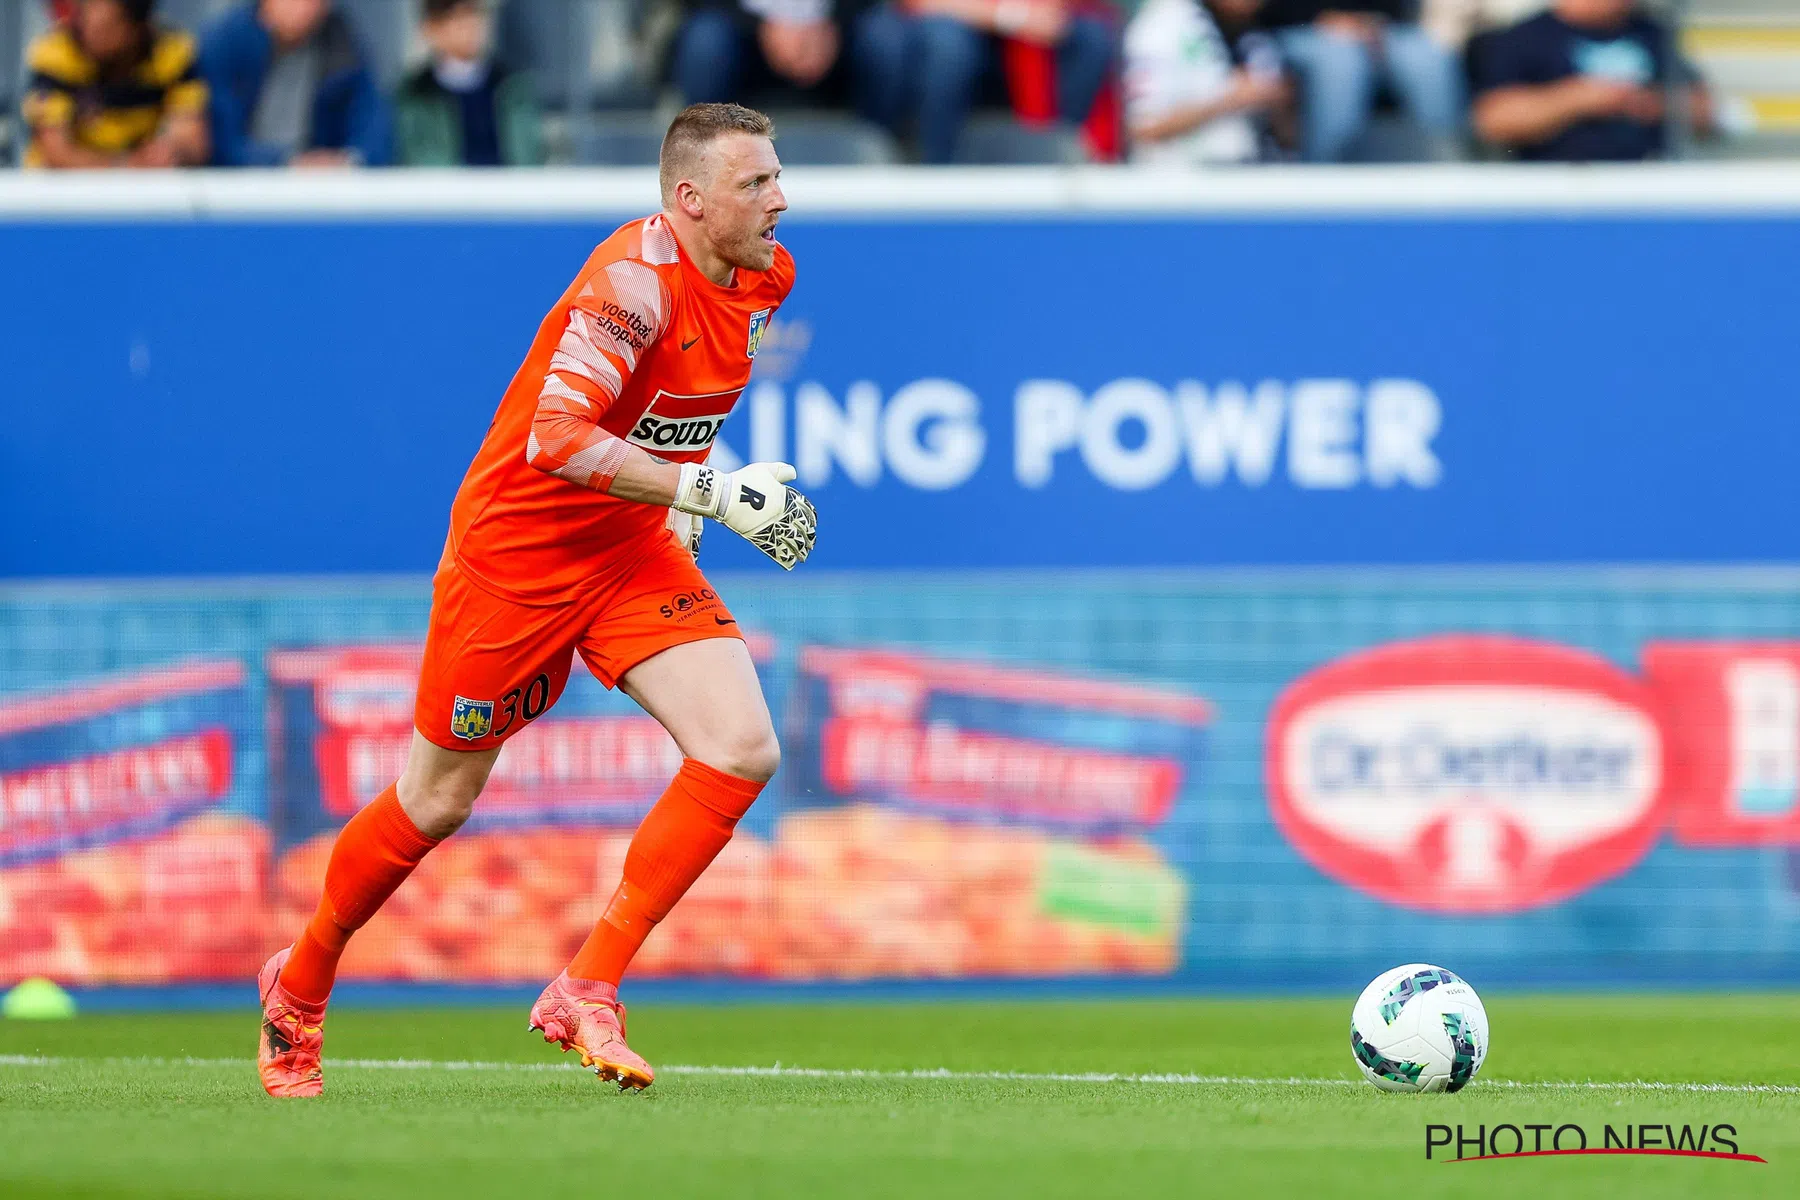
[
  {"x1": 423, "y1": 0, "x2": 481, "y2": 19},
  {"x1": 659, "y1": 103, "x2": 775, "y2": 208}
]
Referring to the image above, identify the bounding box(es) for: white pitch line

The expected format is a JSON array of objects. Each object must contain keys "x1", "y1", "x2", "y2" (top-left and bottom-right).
[{"x1": 3, "y1": 1054, "x2": 1799, "y2": 1094}]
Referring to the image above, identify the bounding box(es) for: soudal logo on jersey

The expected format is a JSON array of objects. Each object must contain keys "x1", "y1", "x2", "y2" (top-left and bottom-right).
[
  {"x1": 820, "y1": 715, "x2": 1181, "y2": 830},
  {"x1": 628, "y1": 388, "x2": 743, "y2": 453},
  {"x1": 1266, "y1": 636, "x2": 1667, "y2": 913}
]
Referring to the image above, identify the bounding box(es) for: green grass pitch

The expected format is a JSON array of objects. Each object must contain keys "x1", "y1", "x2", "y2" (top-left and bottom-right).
[{"x1": 2, "y1": 994, "x2": 1797, "y2": 1198}]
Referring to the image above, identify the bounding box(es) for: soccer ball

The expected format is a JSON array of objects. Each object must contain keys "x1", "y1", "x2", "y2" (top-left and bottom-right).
[{"x1": 1350, "y1": 963, "x2": 1488, "y2": 1093}]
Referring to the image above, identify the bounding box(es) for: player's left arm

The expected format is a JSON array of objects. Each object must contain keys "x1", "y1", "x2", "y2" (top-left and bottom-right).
[
  {"x1": 663, "y1": 255, "x2": 815, "y2": 569},
  {"x1": 669, "y1": 460, "x2": 818, "y2": 570}
]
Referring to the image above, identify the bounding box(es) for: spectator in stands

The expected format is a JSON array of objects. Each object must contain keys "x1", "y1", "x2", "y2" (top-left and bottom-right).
[
  {"x1": 200, "y1": 0, "x2": 393, "y2": 166},
  {"x1": 1470, "y1": 0, "x2": 1712, "y2": 161},
  {"x1": 1124, "y1": 0, "x2": 1291, "y2": 164},
  {"x1": 857, "y1": 0, "x2": 1117, "y2": 164},
  {"x1": 1258, "y1": 0, "x2": 1463, "y2": 161},
  {"x1": 21, "y1": 0, "x2": 210, "y2": 169},
  {"x1": 671, "y1": 0, "x2": 873, "y2": 110},
  {"x1": 397, "y1": 0, "x2": 542, "y2": 166}
]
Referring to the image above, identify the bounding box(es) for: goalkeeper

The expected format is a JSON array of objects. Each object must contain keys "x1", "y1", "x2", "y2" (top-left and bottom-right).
[{"x1": 256, "y1": 103, "x2": 815, "y2": 1098}]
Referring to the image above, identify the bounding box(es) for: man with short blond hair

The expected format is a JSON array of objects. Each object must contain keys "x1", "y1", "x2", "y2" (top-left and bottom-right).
[
  {"x1": 658, "y1": 102, "x2": 775, "y2": 204},
  {"x1": 256, "y1": 102, "x2": 816, "y2": 1098}
]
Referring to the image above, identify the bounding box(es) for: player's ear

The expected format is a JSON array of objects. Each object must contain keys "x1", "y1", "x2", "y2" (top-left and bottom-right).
[{"x1": 675, "y1": 179, "x2": 705, "y2": 221}]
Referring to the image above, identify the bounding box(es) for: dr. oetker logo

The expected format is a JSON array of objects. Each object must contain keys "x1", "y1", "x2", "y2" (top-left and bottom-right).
[{"x1": 1265, "y1": 635, "x2": 1667, "y2": 913}]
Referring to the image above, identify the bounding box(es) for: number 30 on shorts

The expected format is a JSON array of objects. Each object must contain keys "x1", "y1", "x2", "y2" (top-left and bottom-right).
[{"x1": 493, "y1": 672, "x2": 552, "y2": 738}]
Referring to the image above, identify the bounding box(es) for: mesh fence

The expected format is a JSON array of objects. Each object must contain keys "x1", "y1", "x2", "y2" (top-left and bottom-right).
[{"x1": 4, "y1": 568, "x2": 1800, "y2": 991}]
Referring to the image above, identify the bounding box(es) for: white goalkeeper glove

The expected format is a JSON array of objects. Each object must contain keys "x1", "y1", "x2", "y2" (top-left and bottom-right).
[{"x1": 673, "y1": 461, "x2": 818, "y2": 570}]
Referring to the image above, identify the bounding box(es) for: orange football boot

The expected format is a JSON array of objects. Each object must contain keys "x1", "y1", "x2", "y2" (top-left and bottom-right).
[
  {"x1": 529, "y1": 973, "x2": 654, "y2": 1091},
  {"x1": 257, "y1": 947, "x2": 326, "y2": 1098}
]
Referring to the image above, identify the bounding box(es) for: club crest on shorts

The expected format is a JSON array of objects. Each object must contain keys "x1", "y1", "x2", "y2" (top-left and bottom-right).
[
  {"x1": 746, "y1": 308, "x2": 771, "y2": 359},
  {"x1": 450, "y1": 695, "x2": 495, "y2": 740}
]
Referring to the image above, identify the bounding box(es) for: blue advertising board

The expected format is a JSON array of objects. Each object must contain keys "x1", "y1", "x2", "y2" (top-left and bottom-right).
[{"x1": 5, "y1": 207, "x2": 1800, "y2": 576}]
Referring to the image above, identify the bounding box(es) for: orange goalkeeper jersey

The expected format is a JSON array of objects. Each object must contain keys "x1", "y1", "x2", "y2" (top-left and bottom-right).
[{"x1": 447, "y1": 214, "x2": 795, "y2": 603}]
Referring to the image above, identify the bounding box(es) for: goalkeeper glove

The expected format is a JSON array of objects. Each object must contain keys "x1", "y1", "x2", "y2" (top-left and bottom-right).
[{"x1": 673, "y1": 461, "x2": 817, "y2": 570}]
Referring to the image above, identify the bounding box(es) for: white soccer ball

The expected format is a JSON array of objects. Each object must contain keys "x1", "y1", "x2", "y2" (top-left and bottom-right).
[{"x1": 1350, "y1": 963, "x2": 1488, "y2": 1093}]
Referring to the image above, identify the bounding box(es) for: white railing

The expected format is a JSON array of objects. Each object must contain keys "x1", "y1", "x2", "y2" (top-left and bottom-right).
[{"x1": 7, "y1": 163, "x2": 1800, "y2": 218}]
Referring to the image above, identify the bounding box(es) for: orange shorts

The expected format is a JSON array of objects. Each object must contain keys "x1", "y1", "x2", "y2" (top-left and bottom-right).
[{"x1": 414, "y1": 534, "x2": 741, "y2": 752}]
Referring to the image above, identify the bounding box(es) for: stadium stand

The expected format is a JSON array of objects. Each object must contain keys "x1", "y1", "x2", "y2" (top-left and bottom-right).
[
  {"x1": 577, "y1": 107, "x2": 896, "y2": 167},
  {"x1": 337, "y1": 0, "x2": 420, "y2": 89},
  {"x1": 5, "y1": 0, "x2": 1798, "y2": 167},
  {"x1": 585, "y1": 0, "x2": 657, "y2": 109},
  {"x1": 14, "y1": 0, "x2": 54, "y2": 160},
  {"x1": 496, "y1": 0, "x2": 659, "y2": 163},
  {"x1": 1686, "y1": 0, "x2": 1800, "y2": 157},
  {"x1": 0, "y1": 0, "x2": 19, "y2": 164},
  {"x1": 766, "y1": 113, "x2": 899, "y2": 165},
  {"x1": 952, "y1": 116, "x2": 1088, "y2": 165},
  {"x1": 572, "y1": 107, "x2": 663, "y2": 164},
  {"x1": 155, "y1": 0, "x2": 232, "y2": 34},
  {"x1": 499, "y1": 0, "x2": 592, "y2": 116}
]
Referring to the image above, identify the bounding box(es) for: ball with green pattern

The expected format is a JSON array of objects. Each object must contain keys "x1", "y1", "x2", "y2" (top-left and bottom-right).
[{"x1": 1350, "y1": 963, "x2": 1488, "y2": 1093}]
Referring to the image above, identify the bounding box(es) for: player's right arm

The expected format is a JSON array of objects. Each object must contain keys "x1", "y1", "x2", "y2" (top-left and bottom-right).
[
  {"x1": 525, "y1": 259, "x2": 679, "y2": 499},
  {"x1": 526, "y1": 261, "x2": 816, "y2": 567}
]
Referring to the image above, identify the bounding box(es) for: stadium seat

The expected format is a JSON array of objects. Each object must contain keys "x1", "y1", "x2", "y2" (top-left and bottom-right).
[
  {"x1": 765, "y1": 114, "x2": 898, "y2": 166},
  {"x1": 337, "y1": 0, "x2": 420, "y2": 90},
  {"x1": 1352, "y1": 116, "x2": 1444, "y2": 163},
  {"x1": 0, "y1": 0, "x2": 19, "y2": 165},
  {"x1": 1696, "y1": 129, "x2": 1800, "y2": 158},
  {"x1": 156, "y1": 0, "x2": 233, "y2": 38},
  {"x1": 499, "y1": 0, "x2": 581, "y2": 112},
  {"x1": 1683, "y1": 5, "x2": 1800, "y2": 160},
  {"x1": 573, "y1": 111, "x2": 665, "y2": 166},
  {"x1": 500, "y1": 0, "x2": 590, "y2": 112},
  {"x1": 499, "y1": 0, "x2": 654, "y2": 113},
  {"x1": 19, "y1": 1, "x2": 51, "y2": 46},
  {"x1": 587, "y1": 0, "x2": 654, "y2": 109},
  {"x1": 952, "y1": 117, "x2": 1086, "y2": 166}
]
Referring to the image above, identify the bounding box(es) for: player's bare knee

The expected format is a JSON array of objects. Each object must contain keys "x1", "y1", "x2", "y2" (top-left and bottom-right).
[
  {"x1": 397, "y1": 760, "x2": 489, "y2": 839},
  {"x1": 741, "y1": 730, "x2": 781, "y2": 783},
  {"x1": 397, "y1": 773, "x2": 481, "y2": 840},
  {"x1": 708, "y1": 725, "x2": 780, "y2": 783}
]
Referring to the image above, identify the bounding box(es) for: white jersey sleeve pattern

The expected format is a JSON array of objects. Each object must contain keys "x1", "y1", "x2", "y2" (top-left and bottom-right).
[{"x1": 526, "y1": 256, "x2": 674, "y2": 491}]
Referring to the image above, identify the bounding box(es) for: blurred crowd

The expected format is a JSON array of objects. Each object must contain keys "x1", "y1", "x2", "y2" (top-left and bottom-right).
[{"x1": 6, "y1": 0, "x2": 1718, "y2": 169}]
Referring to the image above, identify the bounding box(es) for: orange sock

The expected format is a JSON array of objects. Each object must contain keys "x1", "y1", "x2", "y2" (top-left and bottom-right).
[
  {"x1": 567, "y1": 759, "x2": 765, "y2": 986},
  {"x1": 278, "y1": 783, "x2": 441, "y2": 1005}
]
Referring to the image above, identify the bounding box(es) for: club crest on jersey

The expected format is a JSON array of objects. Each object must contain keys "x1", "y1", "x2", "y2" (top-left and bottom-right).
[
  {"x1": 450, "y1": 696, "x2": 494, "y2": 740},
  {"x1": 746, "y1": 309, "x2": 771, "y2": 359},
  {"x1": 628, "y1": 387, "x2": 742, "y2": 453}
]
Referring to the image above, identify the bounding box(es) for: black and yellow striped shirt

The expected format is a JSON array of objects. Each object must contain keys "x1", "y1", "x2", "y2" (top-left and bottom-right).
[{"x1": 22, "y1": 25, "x2": 209, "y2": 168}]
